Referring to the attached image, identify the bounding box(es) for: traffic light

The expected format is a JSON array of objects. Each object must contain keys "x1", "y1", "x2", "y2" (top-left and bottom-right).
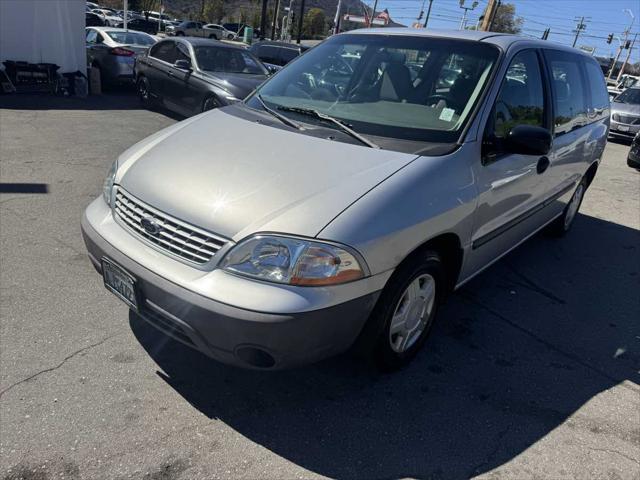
[
  {"x1": 625, "y1": 40, "x2": 631, "y2": 49},
  {"x1": 418, "y1": 10, "x2": 423, "y2": 20},
  {"x1": 606, "y1": 33, "x2": 613, "y2": 44}
]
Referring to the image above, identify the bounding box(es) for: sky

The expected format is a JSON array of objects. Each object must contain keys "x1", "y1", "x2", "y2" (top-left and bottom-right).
[{"x1": 367, "y1": 0, "x2": 640, "y2": 62}]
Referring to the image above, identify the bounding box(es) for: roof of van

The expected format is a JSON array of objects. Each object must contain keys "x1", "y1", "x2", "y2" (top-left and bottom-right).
[{"x1": 343, "y1": 28, "x2": 592, "y2": 55}]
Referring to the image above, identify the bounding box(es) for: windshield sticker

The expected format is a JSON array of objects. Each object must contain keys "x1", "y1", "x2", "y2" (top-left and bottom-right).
[{"x1": 439, "y1": 108, "x2": 455, "y2": 122}]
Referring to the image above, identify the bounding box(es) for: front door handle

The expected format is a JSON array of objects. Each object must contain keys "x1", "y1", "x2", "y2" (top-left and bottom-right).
[{"x1": 537, "y1": 156, "x2": 550, "y2": 174}]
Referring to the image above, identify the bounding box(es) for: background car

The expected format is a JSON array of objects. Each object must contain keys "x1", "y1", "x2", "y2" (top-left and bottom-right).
[
  {"x1": 608, "y1": 74, "x2": 639, "y2": 100},
  {"x1": 91, "y1": 8, "x2": 122, "y2": 26},
  {"x1": 249, "y1": 41, "x2": 309, "y2": 71},
  {"x1": 86, "y1": 27, "x2": 157, "y2": 86},
  {"x1": 628, "y1": 131, "x2": 640, "y2": 169},
  {"x1": 204, "y1": 24, "x2": 237, "y2": 40},
  {"x1": 86, "y1": 11, "x2": 106, "y2": 27},
  {"x1": 169, "y1": 21, "x2": 206, "y2": 37},
  {"x1": 135, "y1": 37, "x2": 269, "y2": 117},
  {"x1": 115, "y1": 18, "x2": 160, "y2": 35},
  {"x1": 609, "y1": 86, "x2": 640, "y2": 140}
]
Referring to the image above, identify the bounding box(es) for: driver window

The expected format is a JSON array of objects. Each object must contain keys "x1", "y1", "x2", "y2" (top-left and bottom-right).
[{"x1": 491, "y1": 50, "x2": 545, "y2": 140}]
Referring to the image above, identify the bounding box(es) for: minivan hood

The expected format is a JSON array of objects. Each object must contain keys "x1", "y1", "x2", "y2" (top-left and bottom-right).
[
  {"x1": 117, "y1": 108, "x2": 418, "y2": 241},
  {"x1": 200, "y1": 72, "x2": 267, "y2": 99}
]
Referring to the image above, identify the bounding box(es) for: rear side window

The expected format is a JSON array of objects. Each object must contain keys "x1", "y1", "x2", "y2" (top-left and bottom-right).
[
  {"x1": 584, "y1": 60, "x2": 610, "y2": 111},
  {"x1": 150, "y1": 42, "x2": 176, "y2": 63},
  {"x1": 86, "y1": 29, "x2": 98, "y2": 43},
  {"x1": 256, "y1": 45, "x2": 281, "y2": 65},
  {"x1": 544, "y1": 50, "x2": 588, "y2": 135},
  {"x1": 491, "y1": 49, "x2": 546, "y2": 139},
  {"x1": 279, "y1": 48, "x2": 299, "y2": 64}
]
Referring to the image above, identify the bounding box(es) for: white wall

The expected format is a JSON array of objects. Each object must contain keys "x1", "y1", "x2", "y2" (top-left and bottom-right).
[{"x1": 0, "y1": 0, "x2": 86, "y2": 73}]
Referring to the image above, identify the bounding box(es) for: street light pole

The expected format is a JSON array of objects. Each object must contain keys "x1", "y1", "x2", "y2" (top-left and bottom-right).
[{"x1": 423, "y1": 0, "x2": 433, "y2": 28}]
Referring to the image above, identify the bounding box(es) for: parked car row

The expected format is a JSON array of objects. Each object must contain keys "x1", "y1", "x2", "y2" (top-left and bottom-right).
[{"x1": 83, "y1": 29, "x2": 613, "y2": 372}]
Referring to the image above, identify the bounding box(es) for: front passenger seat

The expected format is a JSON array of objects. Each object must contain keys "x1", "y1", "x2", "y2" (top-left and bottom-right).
[{"x1": 379, "y1": 61, "x2": 412, "y2": 102}]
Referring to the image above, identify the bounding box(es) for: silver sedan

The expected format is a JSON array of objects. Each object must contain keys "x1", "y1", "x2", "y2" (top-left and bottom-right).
[{"x1": 86, "y1": 27, "x2": 157, "y2": 86}]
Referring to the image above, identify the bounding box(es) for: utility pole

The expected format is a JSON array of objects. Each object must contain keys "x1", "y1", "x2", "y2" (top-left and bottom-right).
[
  {"x1": 617, "y1": 32, "x2": 638, "y2": 82},
  {"x1": 333, "y1": 0, "x2": 342, "y2": 35},
  {"x1": 368, "y1": 0, "x2": 379, "y2": 27},
  {"x1": 607, "y1": 37, "x2": 625, "y2": 82},
  {"x1": 271, "y1": 0, "x2": 280, "y2": 40},
  {"x1": 487, "y1": 0, "x2": 502, "y2": 32},
  {"x1": 572, "y1": 16, "x2": 587, "y2": 48},
  {"x1": 423, "y1": 0, "x2": 433, "y2": 28},
  {"x1": 260, "y1": 0, "x2": 269, "y2": 40},
  {"x1": 123, "y1": 0, "x2": 128, "y2": 30},
  {"x1": 541, "y1": 27, "x2": 550, "y2": 40},
  {"x1": 609, "y1": 8, "x2": 635, "y2": 82},
  {"x1": 296, "y1": 0, "x2": 305, "y2": 43},
  {"x1": 458, "y1": 0, "x2": 478, "y2": 31}
]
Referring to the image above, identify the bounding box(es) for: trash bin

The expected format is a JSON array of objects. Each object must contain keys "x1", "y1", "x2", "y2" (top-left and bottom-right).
[{"x1": 243, "y1": 26, "x2": 254, "y2": 45}]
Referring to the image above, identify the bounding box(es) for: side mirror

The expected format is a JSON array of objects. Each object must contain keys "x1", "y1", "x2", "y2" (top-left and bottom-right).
[
  {"x1": 504, "y1": 125, "x2": 552, "y2": 156},
  {"x1": 174, "y1": 59, "x2": 192, "y2": 71}
]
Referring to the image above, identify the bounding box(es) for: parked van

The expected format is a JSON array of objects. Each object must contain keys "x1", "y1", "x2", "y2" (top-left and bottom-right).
[{"x1": 82, "y1": 30, "x2": 610, "y2": 370}]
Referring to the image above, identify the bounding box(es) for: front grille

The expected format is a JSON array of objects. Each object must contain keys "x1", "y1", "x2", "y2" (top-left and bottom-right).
[
  {"x1": 140, "y1": 303, "x2": 196, "y2": 347},
  {"x1": 114, "y1": 187, "x2": 227, "y2": 265},
  {"x1": 613, "y1": 113, "x2": 640, "y2": 125}
]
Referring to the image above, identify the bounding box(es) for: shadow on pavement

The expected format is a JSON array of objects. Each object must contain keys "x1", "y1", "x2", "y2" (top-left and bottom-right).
[
  {"x1": 0, "y1": 91, "x2": 184, "y2": 121},
  {"x1": 130, "y1": 213, "x2": 640, "y2": 479}
]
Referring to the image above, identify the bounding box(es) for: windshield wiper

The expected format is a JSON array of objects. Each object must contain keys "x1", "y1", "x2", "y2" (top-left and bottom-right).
[
  {"x1": 255, "y1": 94, "x2": 303, "y2": 130},
  {"x1": 277, "y1": 106, "x2": 380, "y2": 149}
]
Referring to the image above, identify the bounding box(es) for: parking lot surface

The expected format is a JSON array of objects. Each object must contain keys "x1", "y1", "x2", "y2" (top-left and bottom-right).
[{"x1": 1, "y1": 94, "x2": 639, "y2": 480}]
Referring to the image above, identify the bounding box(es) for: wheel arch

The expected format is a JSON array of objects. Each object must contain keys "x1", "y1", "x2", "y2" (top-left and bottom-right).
[
  {"x1": 584, "y1": 160, "x2": 599, "y2": 187},
  {"x1": 393, "y1": 232, "x2": 464, "y2": 300}
]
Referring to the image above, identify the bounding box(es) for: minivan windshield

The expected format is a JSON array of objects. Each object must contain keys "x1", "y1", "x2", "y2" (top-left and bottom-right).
[
  {"x1": 614, "y1": 88, "x2": 640, "y2": 104},
  {"x1": 248, "y1": 34, "x2": 499, "y2": 143}
]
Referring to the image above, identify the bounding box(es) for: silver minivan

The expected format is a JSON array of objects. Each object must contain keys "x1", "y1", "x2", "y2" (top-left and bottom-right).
[{"x1": 82, "y1": 30, "x2": 610, "y2": 370}]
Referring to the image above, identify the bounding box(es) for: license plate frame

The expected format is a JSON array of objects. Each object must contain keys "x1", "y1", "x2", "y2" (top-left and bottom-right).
[
  {"x1": 617, "y1": 124, "x2": 630, "y2": 132},
  {"x1": 101, "y1": 257, "x2": 139, "y2": 311}
]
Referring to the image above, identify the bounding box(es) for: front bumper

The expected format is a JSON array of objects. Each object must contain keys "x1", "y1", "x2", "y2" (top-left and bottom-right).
[
  {"x1": 81, "y1": 199, "x2": 382, "y2": 369},
  {"x1": 609, "y1": 118, "x2": 640, "y2": 139}
]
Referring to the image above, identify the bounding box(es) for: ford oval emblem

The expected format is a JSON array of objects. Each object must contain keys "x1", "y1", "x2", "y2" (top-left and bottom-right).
[{"x1": 141, "y1": 216, "x2": 160, "y2": 235}]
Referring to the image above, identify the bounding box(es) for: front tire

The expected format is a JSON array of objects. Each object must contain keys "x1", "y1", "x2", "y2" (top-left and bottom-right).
[
  {"x1": 202, "y1": 95, "x2": 220, "y2": 112},
  {"x1": 547, "y1": 176, "x2": 588, "y2": 236},
  {"x1": 370, "y1": 251, "x2": 444, "y2": 371}
]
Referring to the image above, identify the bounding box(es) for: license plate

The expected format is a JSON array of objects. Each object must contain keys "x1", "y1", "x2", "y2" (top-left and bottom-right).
[
  {"x1": 617, "y1": 125, "x2": 630, "y2": 132},
  {"x1": 102, "y1": 258, "x2": 138, "y2": 310}
]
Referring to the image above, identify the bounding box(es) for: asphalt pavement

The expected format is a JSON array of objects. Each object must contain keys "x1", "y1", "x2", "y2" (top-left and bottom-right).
[{"x1": 1, "y1": 94, "x2": 638, "y2": 480}]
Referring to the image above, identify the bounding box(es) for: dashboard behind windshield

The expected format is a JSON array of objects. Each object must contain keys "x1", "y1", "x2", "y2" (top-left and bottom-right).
[{"x1": 248, "y1": 34, "x2": 499, "y2": 144}]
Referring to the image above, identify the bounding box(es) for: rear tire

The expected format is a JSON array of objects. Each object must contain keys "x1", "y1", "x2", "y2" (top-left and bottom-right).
[
  {"x1": 547, "y1": 176, "x2": 588, "y2": 237},
  {"x1": 367, "y1": 251, "x2": 445, "y2": 372},
  {"x1": 137, "y1": 76, "x2": 154, "y2": 109}
]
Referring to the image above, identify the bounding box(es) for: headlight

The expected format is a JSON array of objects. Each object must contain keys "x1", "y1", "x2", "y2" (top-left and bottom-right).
[
  {"x1": 102, "y1": 161, "x2": 117, "y2": 205},
  {"x1": 220, "y1": 235, "x2": 365, "y2": 286}
]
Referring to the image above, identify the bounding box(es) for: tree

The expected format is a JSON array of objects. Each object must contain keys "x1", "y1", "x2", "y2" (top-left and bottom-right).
[
  {"x1": 486, "y1": 2, "x2": 522, "y2": 34},
  {"x1": 204, "y1": 0, "x2": 225, "y2": 23},
  {"x1": 303, "y1": 8, "x2": 326, "y2": 37}
]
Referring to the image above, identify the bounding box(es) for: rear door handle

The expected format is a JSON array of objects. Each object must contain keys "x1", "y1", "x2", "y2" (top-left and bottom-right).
[
  {"x1": 536, "y1": 156, "x2": 550, "y2": 174},
  {"x1": 167, "y1": 70, "x2": 174, "y2": 77}
]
